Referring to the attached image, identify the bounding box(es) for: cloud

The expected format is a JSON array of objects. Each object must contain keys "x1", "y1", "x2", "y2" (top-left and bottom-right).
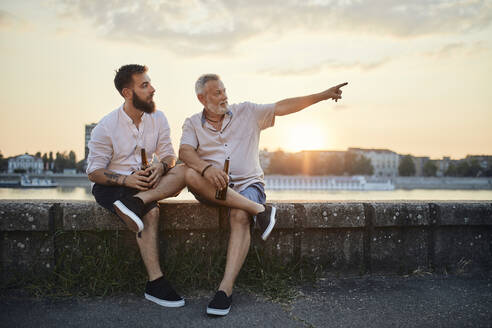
[
  {"x1": 259, "y1": 58, "x2": 390, "y2": 76},
  {"x1": 425, "y1": 41, "x2": 492, "y2": 58},
  {"x1": 54, "y1": 0, "x2": 492, "y2": 55},
  {"x1": 333, "y1": 104, "x2": 349, "y2": 111},
  {"x1": 0, "y1": 10, "x2": 27, "y2": 30}
]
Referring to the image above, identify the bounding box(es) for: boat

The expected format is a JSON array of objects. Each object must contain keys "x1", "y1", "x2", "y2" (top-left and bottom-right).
[
  {"x1": 19, "y1": 175, "x2": 58, "y2": 188},
  {"x1": 0, "y1": 180, "x2": 20, "y2": 187},
  {"x1": 264, "y1": 175, "x2": 395, "y2": 191}
]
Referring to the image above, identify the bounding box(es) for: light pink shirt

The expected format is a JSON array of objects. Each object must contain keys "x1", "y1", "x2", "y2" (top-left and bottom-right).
[
  {"x1": 180, "y1": 101, "x2": 275, "y2": 192},
  {"x1": 86, "y1": 105, "x2": 176, "y2": 175}
]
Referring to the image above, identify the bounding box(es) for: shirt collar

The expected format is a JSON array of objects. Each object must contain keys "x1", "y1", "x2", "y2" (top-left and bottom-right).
[
  {"x1": 120, "y1": 104, "x2": 147, "y2": 124},
  {"x1": 200, "y1": 108, "x2": 233, "y2": 127}
]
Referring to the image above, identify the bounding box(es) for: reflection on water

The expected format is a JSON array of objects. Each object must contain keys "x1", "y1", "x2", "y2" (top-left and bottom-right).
[{"x1": 0, "y1": 187, "x2": 491, "y2": 201}]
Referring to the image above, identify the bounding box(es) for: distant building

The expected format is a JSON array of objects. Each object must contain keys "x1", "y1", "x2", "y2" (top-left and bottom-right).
[
  {"x1": 85, "y1": 123, "x2": 97, "y2": 160},
  {"x1": 302, "y1": 150, "x2": 346, "y2": 160},
  {"x1": 8, "y1": 154, "x2": 43, "y2": 174},
  {"x1": 349, "y1": 148, "x2": 399, "y2": 177},
  {"x1": 411, "y1": 156, "x2": 429, "y2": 177},
  {"x1": 435, "y1": 156, "x2": 451, "y2": 177},
  {"x1": 466, "y1": 155, "x2": 492, "y2": 170}
]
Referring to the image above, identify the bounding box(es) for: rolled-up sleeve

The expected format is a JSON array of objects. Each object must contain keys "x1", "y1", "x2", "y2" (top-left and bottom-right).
[
  {"x1": 155, "y1": 112, "x2": 176, "y2": 160},
  {"x1": 180, "y1": 117, "x2": 199, "y2": 149},
  {"x1": 86, "y1": 123, "x2": 113, "y2": 174},
  {"x1": 246, "y1": 102, "x2": 276, "y2": 130}
]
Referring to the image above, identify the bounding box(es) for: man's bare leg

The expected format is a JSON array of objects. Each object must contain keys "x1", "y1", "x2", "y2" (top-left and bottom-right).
[
  {"x1": 137, "y1": 205, "x2": 185, "y2": 308},
  {"x1": 184, "y1": 168, "x2": 264, "y2": 215},
  {"x1": 136, "y1": 206, "x2": 163, "y2": 281},
  {"x1": 136, "y1": 164, "x2": 187, "y2": 204},
  {"x1": 218, "y1": 209, "x2": 251, "y2": 296}
]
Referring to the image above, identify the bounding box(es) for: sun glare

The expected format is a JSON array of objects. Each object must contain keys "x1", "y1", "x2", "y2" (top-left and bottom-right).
[{"x1": 284, "y1": 124, "x2": 329, "y2": 152}]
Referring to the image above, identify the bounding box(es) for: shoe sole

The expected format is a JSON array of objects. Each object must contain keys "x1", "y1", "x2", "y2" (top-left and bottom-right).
[
  {"x1": 206, "y1": 306, "x2": 231, "y2": 316},
  {"x1": 144, "y1": 293, "x2": 185, "y2": 308},
  {"x1": 113, "y1": 200, "x2": 144, "y2": 233},
  {"x1": 261, "y1": 206, "x2": 276, "y2": 241}
]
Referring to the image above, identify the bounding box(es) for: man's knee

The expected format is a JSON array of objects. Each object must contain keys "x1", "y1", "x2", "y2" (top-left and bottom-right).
[
  {"x1": 168, "y1": 163, "x2": 186, "y2": 178},
  {"x1": 230, "y1": 210, "x2": 250, "y2": 227},
  {"x1": 143, "y1": 206, "x2": 160, "y2": 223},
  {"x1": 184, "y1": 167, "x2": 200, "y2": 186}
]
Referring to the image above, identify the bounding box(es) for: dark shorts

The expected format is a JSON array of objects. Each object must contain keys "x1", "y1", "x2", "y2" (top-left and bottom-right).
[
  {"x1": 92, "y1": 184, "x2": 158, "y2": 216},
  {"x1": 189, "y1": 182, "x2": 266, "y2": 207}
]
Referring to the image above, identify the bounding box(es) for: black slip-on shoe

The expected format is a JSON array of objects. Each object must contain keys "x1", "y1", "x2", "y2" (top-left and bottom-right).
[
  {"x1": 113, "y1": 196, "x2": 144, "y2": 233},
  {"x1": 256, "y1": 204, "x2": 277, "y2": 240},
  {"x1": 206, "y1": 291, "x2": 232, "y2": 316},
  {"x1": 144, "y1": 276, "x2": 185, "y2": 308}
]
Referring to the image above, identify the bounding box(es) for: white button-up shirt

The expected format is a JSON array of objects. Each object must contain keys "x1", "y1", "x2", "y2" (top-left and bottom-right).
[
  {"x1": 86, "y1": 105, "x2": 176, "y2": 175},
  {"x1": 180, "y1": 101, "x2": 275, "y2": 192}
]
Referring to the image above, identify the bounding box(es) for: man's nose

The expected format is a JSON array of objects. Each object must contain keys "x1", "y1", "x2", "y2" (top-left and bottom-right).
[{"x1": 150, "y1": 84, "x2": 156, "y2": 93}]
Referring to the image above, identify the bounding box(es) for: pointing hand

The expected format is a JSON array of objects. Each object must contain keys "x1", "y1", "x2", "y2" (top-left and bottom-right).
[{"x1": 322, "y1": 82, "x2": 348, "y2": 102}]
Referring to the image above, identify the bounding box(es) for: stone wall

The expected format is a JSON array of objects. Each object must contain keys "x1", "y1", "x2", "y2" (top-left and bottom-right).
[{"x1": 1, "y1": 200, "x2": 491, "y2": 281}]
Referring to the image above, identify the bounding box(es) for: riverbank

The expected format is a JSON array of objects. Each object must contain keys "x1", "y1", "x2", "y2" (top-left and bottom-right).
[{"x1": 1, "y1": 174, "x2": 491, "y2": 189}]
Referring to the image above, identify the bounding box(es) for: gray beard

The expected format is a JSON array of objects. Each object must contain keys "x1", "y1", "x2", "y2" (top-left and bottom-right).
[{"x1": 207, "y1": 103, "x2": 228, "y2": 115}]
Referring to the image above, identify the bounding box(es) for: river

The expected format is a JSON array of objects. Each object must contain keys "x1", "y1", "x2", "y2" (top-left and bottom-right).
[{"x1": 0, "y1": 187, "x2": 491, "y2": 201}]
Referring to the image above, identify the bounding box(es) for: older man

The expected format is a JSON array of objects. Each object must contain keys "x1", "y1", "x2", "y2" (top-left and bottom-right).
[
  {"x1": 87, "y1": 64, "x2": 186, "y2": 308},
  {"x1": 179, "y1": 74, "x2": 347, "y2": 316}
]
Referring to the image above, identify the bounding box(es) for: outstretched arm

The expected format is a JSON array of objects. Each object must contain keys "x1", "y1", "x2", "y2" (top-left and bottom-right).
[{"x1": 274, "y1": 82, "x2": 348, "y2": 116}]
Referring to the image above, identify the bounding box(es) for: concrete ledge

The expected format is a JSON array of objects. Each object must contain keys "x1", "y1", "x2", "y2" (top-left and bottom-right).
[{"x1": 1, "y1": 200, "x2": 491, "y2": 281}]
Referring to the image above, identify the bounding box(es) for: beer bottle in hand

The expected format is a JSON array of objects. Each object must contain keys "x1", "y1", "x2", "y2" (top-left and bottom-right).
[
  {"x1": 141, "y1": 148, "x2": 151, "y2": 177},
  {"x1": 215, "y1": 157, "x2": 230, "y2": 200}
]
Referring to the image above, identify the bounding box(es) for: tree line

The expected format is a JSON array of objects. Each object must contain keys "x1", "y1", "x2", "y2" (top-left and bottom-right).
[
  {"x1": 0, "y1": 150, "x2": 85, "y2": 173},
  {"x1": 398, "y1": 155, "x2": 492, "y2": 177},
  {"x1": 264, "y1": 151, "x2": 374, "y2": 176}
]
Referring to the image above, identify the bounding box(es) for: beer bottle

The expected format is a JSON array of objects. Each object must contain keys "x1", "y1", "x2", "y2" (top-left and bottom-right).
[
  {"x1": 141, "y1": 148, "x2": 151, "y2": 177},
  {"x1": 215, "y1": 157, "x2": 230, "y2": 200}
]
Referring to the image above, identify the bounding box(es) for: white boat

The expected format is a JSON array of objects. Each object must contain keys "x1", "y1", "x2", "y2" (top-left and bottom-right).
[
  {"x1": 264, "y1": 175, "x2": 395, "y2": 191},
  {"x1": 20, "y1": 175, "x2": 58, "y2": 188}
]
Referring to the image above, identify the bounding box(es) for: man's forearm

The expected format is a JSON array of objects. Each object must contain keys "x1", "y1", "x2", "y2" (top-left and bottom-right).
[
  {"x1": 274, "y1": 92, "x2": 325, "y2": 116},
  {"x1": 179, "y1": 146, "x2": 210, "y2": 173},
  {"x1": 88, "y1": 168, "x2": 127, "y2": 186}
]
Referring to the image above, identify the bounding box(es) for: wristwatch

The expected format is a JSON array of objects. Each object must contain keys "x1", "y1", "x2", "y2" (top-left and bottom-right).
[{"x1": 162, "y1": 162, "x2": 170, "y2": 175}]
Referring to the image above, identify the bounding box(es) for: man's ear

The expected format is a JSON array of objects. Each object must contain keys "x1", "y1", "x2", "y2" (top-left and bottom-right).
[
  {"x1": 197, "y1": 94, "x2": 206, "y2": 106},
  {"x1": 122, "y1": 88, "x2": 132, "y2": 100}
]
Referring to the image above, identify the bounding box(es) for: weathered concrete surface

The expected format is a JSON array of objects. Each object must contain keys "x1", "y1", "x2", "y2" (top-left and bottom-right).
[
  {"x1": 434, "y1": 202, "x2": 492, "y2": 226},
  {"x1": 367, "y1": 203, "x2": 431, "y2": 274},
  {"x1": 431, "y1": 202, "x2": 492, "y2": 273},
  {"x1": 1, "y1": 231, "x2": 55, "y2": 278},
  {"x1": 1, "y1": 274, "x2": 491, "y2": 328},
  {"x1": 0, "y1": 200, "x2": 491, "y2": 281},
  {"x1": 0, "y1": 200, "x2": 52, "y2": 231},
  {"x1": 302, "y1": 203, "x2": 366, "y2": 228},
  {"x1": 300, "y1": 230, "x2": 364, "y2": 274},
  {"x1": 370, "y1": 202, "x2": 429, "y2": 227}
]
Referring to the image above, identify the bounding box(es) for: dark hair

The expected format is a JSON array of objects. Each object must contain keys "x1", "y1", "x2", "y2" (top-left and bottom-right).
[{"x1": 114, "y1": 64, "x2": 148, "y2": 96}]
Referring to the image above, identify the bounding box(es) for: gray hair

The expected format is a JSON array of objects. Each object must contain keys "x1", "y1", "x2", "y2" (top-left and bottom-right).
[{"x1": 195, "y1": 74, "x2": 220, "y2": 95}]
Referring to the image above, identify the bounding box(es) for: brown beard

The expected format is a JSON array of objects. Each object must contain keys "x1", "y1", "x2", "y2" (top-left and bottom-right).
[{"x1": 132, "y1": 91, "x2": 155, "y2": 113}]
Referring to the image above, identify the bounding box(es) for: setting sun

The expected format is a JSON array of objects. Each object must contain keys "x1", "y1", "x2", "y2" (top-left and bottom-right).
[{"x1": 283, "y1": 124, "x2": 330, "y2": 152}]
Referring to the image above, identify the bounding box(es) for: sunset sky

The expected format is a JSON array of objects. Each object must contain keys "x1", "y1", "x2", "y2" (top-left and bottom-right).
[{"x1": 1, "y1": 0, "x2": 491, "y2": 161}]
